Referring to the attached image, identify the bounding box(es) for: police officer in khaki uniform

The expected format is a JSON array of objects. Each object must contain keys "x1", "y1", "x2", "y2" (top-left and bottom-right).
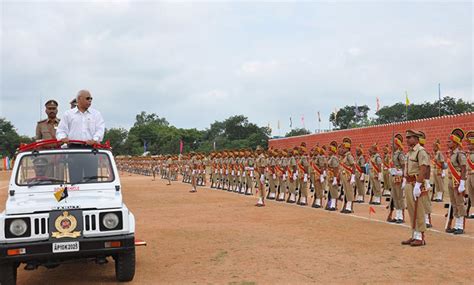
[
  {"x1": 255, "y1": 146, "x2": 267, "y2": 207},
  {"x1": 297, "y1": 145, "x2": 310, "y2": 206},
  {"x1": 387, "y1": 134, "x2": 405, "y2": 223},
  {"x1": 401, "y1": 129, "x2": 429, "y2": 246},
  {"x1": 445, "y1": 128, "x2": 468, "y2": 234},
  {"x1": 326, "y1": 141, "x2": 340, "y2": 211},
  {"x1": 432, "y1": 139, "x2": 446, "y2": 202},
  {"x1": 36, "y1": 100, "x2": 60, "y2": 140},
  {"x1": 311, "y1": 146, "x2": 326, "y2": 208},
  {"x1": 368, "y1": 143, "x2": 383, "y2": 205},
  {"x1": 418, "y1": 131, "x2": 433, "y2": 228},
  {"x1": 382, "y1": 145, "x2": 392, "y2": 196},
  {"x1": 287, "y1": 148, "x2": 298, "y2": 203},
  {"x1": 339, "y1": 138, "x2": 356, "y2": 213},
  {"x1": 354, "y1": 144, "x2": 366, "y2": 203},
  {"x1": 466, "y1": 131, "x2": 474, "y2": 219}
]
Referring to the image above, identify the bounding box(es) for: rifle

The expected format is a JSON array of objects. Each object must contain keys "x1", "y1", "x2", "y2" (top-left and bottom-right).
[{"x1": 445, "y1": 203, "x2": 453, "y2": 230}]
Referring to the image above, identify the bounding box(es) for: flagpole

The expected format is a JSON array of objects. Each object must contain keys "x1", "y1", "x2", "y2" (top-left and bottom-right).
[{"x1": 438, "y1": 83, "x2": 441, "y2": 117}]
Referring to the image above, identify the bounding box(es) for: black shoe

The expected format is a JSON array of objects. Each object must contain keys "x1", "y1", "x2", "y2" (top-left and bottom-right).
[
  {"x1": 387, "y1": 218, "x2": 397, "y2": 223},
  {"x1": 466, "y1": 215, "x2": 474, "y2": 219},
  {"x1": 373, "y1": 202, "x2": 381, "y2": 205},
  {"x1": 268, "y1": 196, "x2": 276, "y2": 200},
  {"x1": 445, "y1": 228, "x2": 456, "y2": 233},
  {"x1": 434, "y1": 199, "x2": 443, "y2": 202},
  {"x1": 453, "y1": 229, "x2": 464, "y2": 235},
  {"x1": 287, "y1": 200, "x2": 296, "y2": 204},
  {"x1": 328, "y1": 208, "x2": 336, "y2": 211},
  {"x1": 395, "y1": 219, "x2": 404, "y2": 224},
  {"x1": 312, "y1": 204, "x2": 321, "y2": 208},
  {"x1": 426, "y1": 223, "x2": 432, "y2": 228}
]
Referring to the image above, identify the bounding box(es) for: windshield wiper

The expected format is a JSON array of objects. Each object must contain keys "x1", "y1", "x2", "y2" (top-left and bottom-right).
[
  {"x1": 27, "y1": 178, "x2": 69, "y2": 188},
  {"x1": 71, "y1": 175, "x2": 109, "y2": 185}
]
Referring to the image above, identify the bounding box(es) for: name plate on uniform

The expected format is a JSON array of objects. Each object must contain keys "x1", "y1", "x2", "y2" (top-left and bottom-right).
[{"x1": 52, "y1": 241, "x2": 80, "y2": 253}]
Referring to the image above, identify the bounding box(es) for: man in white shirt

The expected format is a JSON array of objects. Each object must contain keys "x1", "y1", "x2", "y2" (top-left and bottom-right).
[
  {"x1": 56, "y1": 90, "x2": 105, "y2": 145},
  {"x1": 56, "y1": 90, "x2": 105, "y2": 183}
]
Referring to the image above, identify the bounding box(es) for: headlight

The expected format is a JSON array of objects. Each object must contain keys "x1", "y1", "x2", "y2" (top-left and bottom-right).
[
  {"x1": 10, "y1": 219, "x2": 28, "y2": 236},
  {"x1": 102, "y1": 213, "x2": 119, "y2": 230}
]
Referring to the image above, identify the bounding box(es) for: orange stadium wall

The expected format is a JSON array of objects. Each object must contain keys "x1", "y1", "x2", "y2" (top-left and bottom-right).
[{"x1": 268, "y1": 112, "x2": 474, "y2": 155}]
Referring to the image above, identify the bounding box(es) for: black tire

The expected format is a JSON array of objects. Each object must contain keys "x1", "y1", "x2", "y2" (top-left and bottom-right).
[
  {"x1": 115, "y1": 248, "x2": 135, "y2": 282},
  {"x1": 0, "y1": 263, "x2": 17, "y2": 285}
]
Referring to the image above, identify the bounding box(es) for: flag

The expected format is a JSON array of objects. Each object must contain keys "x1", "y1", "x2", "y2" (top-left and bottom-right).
[
  {"x1": 213, "y1": 141, "x2": 216, "y2": 150},
  {"x1": 317, "y1": 111, "x2": 321, "y2": 122},
  {"x1": 301, "y1": 115, "x2": 305, "y2": 128},
  {"x1": 369, "y1": 206, "x2": 376, "y2": 215},
  {"x1": 54, "y1": 187, "x2": 69, "y2": 202},
  {"x1": 334, "y1": 108, "x2": 339, "y2": 120},
  {"x1": 376, "y1": 97, "x2": 380, "y2": 112},
  {"x1": 405, "y1": 91, "x2": 410, "y2": 106},
  {"x1": 277, "y1": 120, "x2": 280, "y2": 130},
  {"x1": 289, "y1": 117, "x2": 293, "y2": 128},
  {"x1": 143, "y1": 140, "x2": 148, "y2": 152},
  {"x1": 179, "y1": 140, "x2": 184, "y2": 154}
]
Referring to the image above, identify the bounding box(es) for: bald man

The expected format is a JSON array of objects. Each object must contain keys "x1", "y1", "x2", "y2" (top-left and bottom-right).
[{"x1": 57, "y1": 90, "x2": 105, "y2": 145}]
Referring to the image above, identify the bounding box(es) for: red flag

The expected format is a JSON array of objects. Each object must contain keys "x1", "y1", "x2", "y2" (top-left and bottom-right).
[
  {"x1": 179, "y1": 140, "x2": 184, "y2": 154},
  {"x1": 369, "y1": 206, "x2": 376, "y2": 215},
  {"x1": 376, "y1": 97, "x2": 380, "y2": 112}
]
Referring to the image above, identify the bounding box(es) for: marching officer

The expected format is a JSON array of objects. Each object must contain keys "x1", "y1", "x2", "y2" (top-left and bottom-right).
[
  {"x1": 387, "y1": 134, "x2": 405, "y2": 223},
  {"x1": 339, "y1": 138, "x2": 356, "y2": 213},
  {"x1": 326, "y1": 141, "x2": 340, "y2": 211},
  {"x1": 401, "y1": 129, "x2": 430, "y2": 246},
  {"x1": 368, "y1": 143, "x2": 383, "y2": 205},
  {"x1": 445, "y1": 128, "x2": 468, "y2": 234},
  {"x1": 466, "y1": 131, "x2": 474, "y2": 219},
  {"x1": 432, "y1": 139, "x2": 446, "y2": 202},
  {"x1": 354, "y1": 144, "x2": 366, "y2": 203}
]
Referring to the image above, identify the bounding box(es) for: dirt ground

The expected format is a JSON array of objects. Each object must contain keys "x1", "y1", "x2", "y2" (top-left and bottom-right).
[{"x1": 0, "y1": 170, "x2": 473, "y2": 284}]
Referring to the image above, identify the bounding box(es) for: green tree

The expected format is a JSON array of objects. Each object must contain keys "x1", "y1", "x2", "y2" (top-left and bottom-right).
[
  {"x1": 103, "y1": 128, "x2": 128, "y2": 155},
  {"x1": 285, "y1": 128, "x2": 311, "y2": 137},
  {"x1": 330, "y1": 105, "x2": 370, "y2": 129},
  {"x1": 0, "y1": 118, "x2": 33, "y2": 157}
]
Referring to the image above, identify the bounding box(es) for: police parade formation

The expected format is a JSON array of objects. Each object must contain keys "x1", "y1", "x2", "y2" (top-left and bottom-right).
[{"x1": 117, "y1": 128, "x2": 474, "y2": 247}]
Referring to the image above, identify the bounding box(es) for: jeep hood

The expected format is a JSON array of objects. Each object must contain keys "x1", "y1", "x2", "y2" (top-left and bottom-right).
[{"x1": 5, "y1": 190, "x2": 123, "y2": 215}]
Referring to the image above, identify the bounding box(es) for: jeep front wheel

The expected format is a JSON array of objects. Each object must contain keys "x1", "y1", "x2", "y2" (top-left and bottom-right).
[
  {"x1": 0, "y1": 263, "x2": 17, "y2": 285},
  {"x1": 115, "y1": 248, "x2": 136, "y2": 282}
]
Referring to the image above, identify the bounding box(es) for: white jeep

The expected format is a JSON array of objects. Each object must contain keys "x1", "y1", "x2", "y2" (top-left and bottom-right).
[{"x1": 0, "y1": 141, "x2": 138, "y2": 284}]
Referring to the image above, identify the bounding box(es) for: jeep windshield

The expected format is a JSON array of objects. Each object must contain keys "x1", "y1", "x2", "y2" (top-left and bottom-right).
[{"x1": 16, "y1": 152, "x2": 115, "y2": 186}]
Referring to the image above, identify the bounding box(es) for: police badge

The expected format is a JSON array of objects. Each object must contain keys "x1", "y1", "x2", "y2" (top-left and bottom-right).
[{"x1": 52, "y1": 211, "x2": 81, "y2": 238}]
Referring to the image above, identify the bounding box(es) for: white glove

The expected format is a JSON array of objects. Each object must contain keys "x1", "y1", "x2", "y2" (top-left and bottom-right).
[
  {"x1": 192, "y1": 170, "x2": 196, "y2": 175},
  {"x1": 389, "y1": 168, "x2": 397, "y2": 176},
  {"x1": 303, "y1": 174, "x2": 308, "y2": 182},
  {"x1": 237, "y1": 171, "x2": 241, "y2": 176},
  {"x1": 359, "y1": 173, "x2": 365, "y2": 181},
  {"x1": 231, "y1": 170, "x2": 235, "y2": 176},
  {"x1": 214, "y1": 169, "x2": 218, "y2": 174},
  {"x1": 458, "y1": 180, "x2": 466, "y2": 193},
  {"x1": 378, "y1": 172, "x2": 383, "y2": 180},
  {"x1": 396, "y1": 170, "x2": 403, "y2": 176},
  {"x1": 260, "y1": 174, "x2": 265, "y2": 183},
  {"x1": 350, "y1": 174, "x2": 355, "y2": 185},
  {"x1": 424, "y1": 179, "x2": 431, "y2": 190},
  {"x1": 323, "y1": 170, "x2": 327, "y2": 177},
  {"x1": 320, "y1": 174, "x2": 324, "y2": 183},
  {"x1": 292, "y1": 173, "x2": 297, "y2": 181},
  {"x1": 413, "y1": 182, "x2": 422, "y2": 200},
  {"x1": 243, "y1": 172, "x2": 246, "y2": 177},
  {"x1": 250, "y1": 171, "x2": 254, "y2": 178},
  {"x1": 401, "y1": 178, "x2": 406, "y2": 189},
  {"x1": 441, "y1": 170, "x2": 446, "y2": 178},
  {"x1": 283, "y1": 174, "x2": 287, "y2": 181},
  {"x1": 332, "y1": 177, "x2": 337, "y2": 186},
  {"x1": 272, "y1": 174, "x2": 276, "y2": 179}
]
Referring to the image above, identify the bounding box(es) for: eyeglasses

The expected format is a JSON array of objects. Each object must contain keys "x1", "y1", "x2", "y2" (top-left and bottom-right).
[{"x1": 86, "y1": 97, "x2": 93, "y2": 101}]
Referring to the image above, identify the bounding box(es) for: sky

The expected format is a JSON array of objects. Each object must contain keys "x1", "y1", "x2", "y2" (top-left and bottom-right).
[{"x1": 1, "y1": 0, "x2": 472, "y2": 138}]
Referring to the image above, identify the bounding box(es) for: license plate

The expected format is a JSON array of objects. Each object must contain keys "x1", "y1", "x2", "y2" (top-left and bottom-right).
[{"x1": 52, "y1": 241, "x2": 80, "y2": 253}]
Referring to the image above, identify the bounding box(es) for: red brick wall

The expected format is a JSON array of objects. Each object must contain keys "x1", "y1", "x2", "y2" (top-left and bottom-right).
[{"x1": 269, "y1": 112, "x2": 474, "y2": 155}]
